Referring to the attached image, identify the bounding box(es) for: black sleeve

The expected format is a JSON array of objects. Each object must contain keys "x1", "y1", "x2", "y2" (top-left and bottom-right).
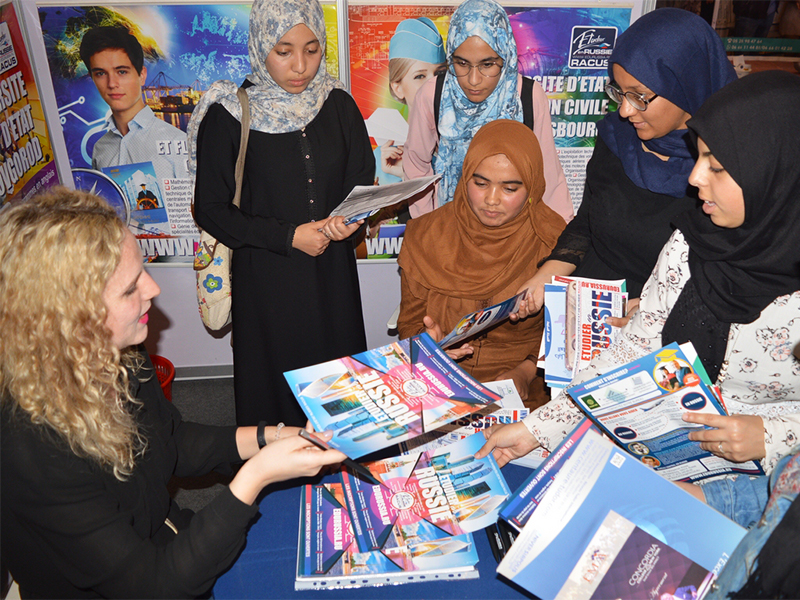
[
  {"x1": 338, "y1": 90, "x2": 376, "y2": 199},
  {"x1": 193, "y1": 102, "x2": 295, "y2": 254},
  {"x1": 538, "y1": 144, "x2": 597, "y2": 267}
]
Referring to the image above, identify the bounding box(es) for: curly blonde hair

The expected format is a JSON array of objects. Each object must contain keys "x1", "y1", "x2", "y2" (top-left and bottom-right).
[{"x1": 0, "y1": 187, "x2": 146, "y2": 480}]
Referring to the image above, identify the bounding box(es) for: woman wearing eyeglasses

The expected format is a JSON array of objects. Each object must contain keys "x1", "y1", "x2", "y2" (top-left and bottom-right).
[
  {"x1": 402, "y1": 0, "x2": 573, "y2": 222},
  {"x1": 514, "y1": 8, "x2": 736, "y2": 318}
]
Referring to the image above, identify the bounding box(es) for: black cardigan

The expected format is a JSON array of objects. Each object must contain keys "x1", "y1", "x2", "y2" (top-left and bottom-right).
[
  {"x1": 1, "y1": 353, "x2": 258, "y2": 598},
  {"x1": 545, "y1": 136, "x2": 700, "y2": 298}
]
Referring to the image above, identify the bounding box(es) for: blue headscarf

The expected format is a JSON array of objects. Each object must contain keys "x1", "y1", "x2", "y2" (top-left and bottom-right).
[
  {"x1": 434, "y1": 0, "x2": 522, "y2": 207},
  {"x1": 187, "y1": 0, "x2": 342, "y2": 177},
  {"x1": 597, "y1": 8, "x2": 736, "y2": 198}
]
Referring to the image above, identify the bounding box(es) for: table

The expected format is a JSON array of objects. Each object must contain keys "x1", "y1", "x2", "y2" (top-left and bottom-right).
[{"x1": 214, "y1": 464, "x2": 536, "y2": 599}]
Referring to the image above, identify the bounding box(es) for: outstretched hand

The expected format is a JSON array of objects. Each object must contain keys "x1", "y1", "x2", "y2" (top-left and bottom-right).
[
  {"x1": 230, "y1": 429, "x2": 346, "y2": 505},
  {"x1": 474, "y1": 422, "x2": 539, "y2": 467}
]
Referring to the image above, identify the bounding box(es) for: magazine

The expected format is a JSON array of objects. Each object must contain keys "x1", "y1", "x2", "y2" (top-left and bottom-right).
[
  {"x1": 295, "y1": 481, "x2": 478, "y2": 590},
  {"x1": 541, "y1": 282, "x2": 572, "y2": 388},
  {"x1": 566, "y1": 342, "x2": 764, "y2": 482},
  {"x1": 398, "y1": 379, "x2": 547, "y2": 470},
  {"x1": 497, "y1": 428, "x2": 747, "y2": 600},
  {"x1": 499, "y1": 419, "x2": 599, "y2": 532},
  {"x1": 438, "y1": 292, "x2": 526, "y2": 349},
  {"x1": 329, "y1": 175, "x2": 440, "y2": 224},
  {"x1": 284, "y1": 333, "x2": 501, "y2": 459},
  {"x1": 563, "y1": 277, "x2": 627, "y2": 374},
  {"x1": 540, "y1": 276, "x2": 626, "y2": 388},
  {"x1": 342, "y1": 433, "x2": 511, "y2": 554}
]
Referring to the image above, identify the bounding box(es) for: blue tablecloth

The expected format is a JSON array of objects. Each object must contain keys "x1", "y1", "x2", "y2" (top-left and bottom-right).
[{"x1": 214, "y1": 464, "x2": 535, "y2": 599}]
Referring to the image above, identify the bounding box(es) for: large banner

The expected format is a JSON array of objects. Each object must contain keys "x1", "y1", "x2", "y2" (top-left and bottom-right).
[
  {"x1": 37, "y1": 3, "x2": 338, "y2": 263},
  {"x1": 0, "y1": 0, "x2": 61, "y2": 206},
  {"x1": 348, "y1": 3, "x2": 632, "y2": 260}
]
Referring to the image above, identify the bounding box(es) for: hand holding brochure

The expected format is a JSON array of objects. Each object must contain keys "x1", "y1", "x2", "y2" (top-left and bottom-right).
[
  {"x1": 439, "y1": 292, "x2": 526, "y2": 349},
  {"x1": 329, "y1": 175, "x2": 440, "y2": 224},
  {"x1": 566, "y1": 342, "x2": 764, "y2": 482}
]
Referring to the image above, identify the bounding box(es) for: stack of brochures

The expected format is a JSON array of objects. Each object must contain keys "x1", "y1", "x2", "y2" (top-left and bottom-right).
[
  {"x1": 295, "y1": 433, "x2": 510, "y2": 590},
  {"x1": 496, "y1": 421, "x2": 747, "y2": 599},
  {"x1": 539, "y1": 276, "x2": 627, "y2": 388}
]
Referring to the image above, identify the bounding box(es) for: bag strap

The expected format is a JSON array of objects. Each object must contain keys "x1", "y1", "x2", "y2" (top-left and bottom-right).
[
  {"x1": 434, "y1": 73, "x2": 536, "y2": 137},
  {"x1": 232, "y1": 86, "x2": 250, "y2": 209},
  {"x1": 433, "y1": 71, "x2": 446, "y2": 137},
  {"x1": 521, "y1": 76, "x2": 535, "y2": 130}
]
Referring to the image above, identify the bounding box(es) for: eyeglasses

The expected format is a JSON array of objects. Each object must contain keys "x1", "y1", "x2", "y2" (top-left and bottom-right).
[
  {"x1": 448, "y1": 57, "x2": 504, "y2": 78},
  {"x1": 604, "y1": 82, "x2": 660, "y2": 111}
]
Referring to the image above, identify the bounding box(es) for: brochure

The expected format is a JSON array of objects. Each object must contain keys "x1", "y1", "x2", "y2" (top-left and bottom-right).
[
  {"x1": 284, "y1": 333, "x2": 501, "y2": 459},
  {"x1": 499, "y1": 418, "x2": 599, "y2": 532},
  {"x1": 563, "y1": 277, "x2": 627, "y2": 374},
  {"x1": 296, "y1": 482, "x2": 478, "y2": 590},
  {"x1": 566, "y1": 342, "x2": 764, "y2": 482},
  {"x1": 497, "y1": 428, "x2": 746, "y2": 600},
  {"x1": 342, "y1": 433, "x2": 510, "y2": 554},
  {"x1": 540, "y1": 276, "x2": 626, "y2": 388},
  {"x1": 542, "y1": 282, "x2": 572, "y2": 388},
  {"x1": 329, "y1": 175, "x2": 440, "y2": 224},
  {"x1": 438, "y1": 292, "x2": 526, "y2": 349}
]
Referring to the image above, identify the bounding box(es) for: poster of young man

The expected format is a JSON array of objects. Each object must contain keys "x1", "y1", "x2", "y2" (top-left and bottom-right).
[
  {"x1": 37, "y1": 3, "x2": 339, "y2": 263},
  {"x1": 0, "y1": 0, "x2": 61, "y2": 206},
  {"x1": 347, "y1": 2, "x2": 632, "y2": 260}
]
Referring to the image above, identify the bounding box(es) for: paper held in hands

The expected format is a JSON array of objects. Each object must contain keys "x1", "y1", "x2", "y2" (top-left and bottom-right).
[
  {"x1": 439, "y1": 291, "x2": 527, "y2": 349},
  {"x1": 329, "y1": 175, "x2": 440, "y2": 224}
]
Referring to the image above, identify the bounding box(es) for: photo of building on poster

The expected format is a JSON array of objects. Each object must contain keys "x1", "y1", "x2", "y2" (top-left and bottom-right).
[
  {"x1": 0, "y1": 0, "x2": 61, "y2": 206},
  {"x1": 37, "y1": 3, "x2": 339, "y2": 263},
  {"x1": 348, "y1": 3, "x2": 631, "y2": 259}
]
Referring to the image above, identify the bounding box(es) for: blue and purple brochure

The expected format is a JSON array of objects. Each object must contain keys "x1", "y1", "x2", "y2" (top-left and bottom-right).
[
  {"x1": 497, "y1": 428, "x2": 746, "y2": 600},
  {"x1": 297, "y1": 481, "x2": 478, "y2": 590},
  {"x1": 285, "y1": 333, "x2": 501, "y2": 459},
  {"x1": 438, "y1": 292, "x2": 527, "y2": 349},
  {"x1": 498, "y1": 418, "x2": 598, "y2": 532},
  {"x1": 566, "y1": 342, "x2": 763, "y2": 482},
  {"x1": 341, "y1": 433, "x2": 510, "y2": 554}
]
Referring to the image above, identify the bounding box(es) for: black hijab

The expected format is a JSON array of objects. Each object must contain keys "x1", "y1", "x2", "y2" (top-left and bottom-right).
[{"x1": 674, "y1": 71, "x2": 800, "y2": 324}]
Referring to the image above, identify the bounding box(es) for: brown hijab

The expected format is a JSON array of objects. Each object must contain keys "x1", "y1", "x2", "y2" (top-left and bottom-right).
[{"x1": 399, "y1": 119, "x2": 565, "y2": 299}]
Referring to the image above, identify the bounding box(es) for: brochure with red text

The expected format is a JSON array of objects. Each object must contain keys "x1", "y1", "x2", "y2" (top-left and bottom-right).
[
  {"x1": 296, "y1": 481, "x2": 478, "y2": 590},
  {"x1": 285, "y1": 333, "x2": 501, "y2": 459},
  {"x1": 341, "y1": 433, "x2": 510, "y2": 556}
]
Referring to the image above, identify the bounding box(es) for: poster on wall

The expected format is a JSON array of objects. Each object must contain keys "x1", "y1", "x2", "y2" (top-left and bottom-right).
[
  {"x1": 0, "y1": 0, "x2": 62, "y2": 206},
  {"x1": 348, "y1": 2, "x2": 632, "y2": 261},
  {"x1": 37, "y1": 2, "x2": 339, "y2": 263}
]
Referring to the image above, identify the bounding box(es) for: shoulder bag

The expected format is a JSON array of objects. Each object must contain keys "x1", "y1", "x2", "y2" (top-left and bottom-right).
[{"x1": 193, "y1": 86, "x2": 250, "y2": 330}]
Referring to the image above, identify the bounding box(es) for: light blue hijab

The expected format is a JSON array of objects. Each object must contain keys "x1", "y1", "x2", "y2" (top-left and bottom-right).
[
  {"x1": 434, "y1": 0, "x2": 522, "y2": 207},
  {"x1": 187, "y1": 0, "x2": 342, "y2": 177}
]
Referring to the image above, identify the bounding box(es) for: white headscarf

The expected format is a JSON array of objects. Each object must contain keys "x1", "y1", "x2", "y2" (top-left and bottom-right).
[{"x1": 187, "y1": 0, "x2": 343, "y2": 176}]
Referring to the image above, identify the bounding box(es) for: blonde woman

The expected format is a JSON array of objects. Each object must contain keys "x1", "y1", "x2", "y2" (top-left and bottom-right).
[{"x1": 0, "y1": 188, "x2": 344, "y2": 598}]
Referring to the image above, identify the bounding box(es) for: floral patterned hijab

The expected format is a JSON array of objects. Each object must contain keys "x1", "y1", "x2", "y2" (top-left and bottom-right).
[
  {"x1": 433, "y1": 0, "x2": 522, "y2": 207},
  {"x1": 187, "y1": 0, "x2": 342, "y2": 176}
]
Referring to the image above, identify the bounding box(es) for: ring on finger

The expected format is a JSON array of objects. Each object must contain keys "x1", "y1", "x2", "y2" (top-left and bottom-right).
[
  {"x1": 718, "y1": 441, "x2": 724, "y2": 454},
  {"x1": 322, "y1": 230, "x2": 330, "y2": 239}
]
